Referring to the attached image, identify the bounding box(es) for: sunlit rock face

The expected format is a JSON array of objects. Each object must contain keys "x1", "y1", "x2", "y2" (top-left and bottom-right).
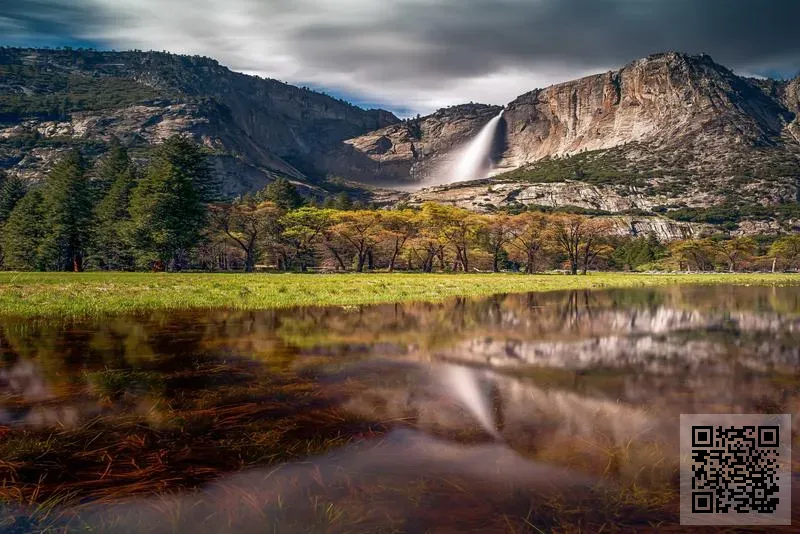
[
  {"x1": 499, "y1": 53, "x2": 790, "y2": 165},
  {"x1": 347, "y1": 53, "x2": 800, "y2": 221}
]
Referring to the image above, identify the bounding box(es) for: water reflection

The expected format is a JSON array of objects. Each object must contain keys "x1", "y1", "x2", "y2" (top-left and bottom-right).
[{"x1": 1, "y1": 285, "x2": 799, "y2": 531}]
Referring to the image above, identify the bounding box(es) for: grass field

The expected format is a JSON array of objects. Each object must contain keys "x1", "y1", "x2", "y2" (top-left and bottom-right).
[{"x1": 2, "y1": 271, "x2": 800, "y2": 318}]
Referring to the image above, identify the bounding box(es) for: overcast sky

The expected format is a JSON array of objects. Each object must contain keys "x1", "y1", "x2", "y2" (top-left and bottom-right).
[{"x1": 3, "y1": 0, "x2": 800, "y2": 116}]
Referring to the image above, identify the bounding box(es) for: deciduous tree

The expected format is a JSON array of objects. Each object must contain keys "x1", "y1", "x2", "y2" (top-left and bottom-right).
[
  {"x1": 280, "y1": 207, "x2": 332, "y2": 271},
  {"x1": 769, "y1": 235, "x2": 800, "y2": 271},
  {"x1": 210, "y1": 197, "x2": 281, "y2": 272},
  {"x1": 380, "y1": 209, "x2": 417, "y2": 272},
  {"x1": 715, "y1": 237, "x2": 756, "y2": 272},
  {"x1": 478, "y1": 214, "x2": 513, "y2": 272},
  {"x1": 330, "y1": 210, "x2": 384, "y2": 272},
  {"x1": 507, "y1": 212, "x2": 549, "y2": 274}
]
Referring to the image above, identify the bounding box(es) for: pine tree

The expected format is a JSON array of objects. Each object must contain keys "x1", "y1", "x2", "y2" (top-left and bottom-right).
[
  {"x1": 0, "y1": 173, "x2": 27, "y2": 225},
  {"x1": 92, "y1": 138, "x2": 132, "y2": 199},
  {"x1": 127, "y1": 136, "x2": 218, "y2": 270},
  {"x1": 92, "y1": 155, "x2": 137, "y2": 270},
  {"x1": 258, "y1": 177, "x2": 305, "y2": 211},
  {"x1": 38, "y1": 151, "x2": 93, "y2": 271},
  {"x1": 2, "y1": 189, "x2": 45, "y2": 270}
]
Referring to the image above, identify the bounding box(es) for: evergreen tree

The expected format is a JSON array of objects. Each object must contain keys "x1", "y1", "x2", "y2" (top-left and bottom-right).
[
  {"x1": 258, "y1": 177, "x2": 304, "y2": 211},
  {"x1": 38, "y1": 151, "x2": 93, "y2": 271},
  {"x1": 127, "y1": 136, "x2": 218, "y2": 270},
  {"x1": 92, "y1": 138, "x2": 132, "y2": 199},
  {"x1": 0, "y1": 173, "x2": 27, "y2": 225},
  {"x1": 2, "y1": 189, "x2": 45, "y2": 270},
  {"x1": 328, "y1": 191, "x2": 353, "y2": 211},
  {"x1": 92, "y1": 154, "x2": 137, "y2": 270}
]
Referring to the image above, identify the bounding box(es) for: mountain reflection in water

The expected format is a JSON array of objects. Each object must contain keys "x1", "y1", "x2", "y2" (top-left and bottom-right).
[{"x1": 1, "y1": 285, "x2": 798, "y2": 532}]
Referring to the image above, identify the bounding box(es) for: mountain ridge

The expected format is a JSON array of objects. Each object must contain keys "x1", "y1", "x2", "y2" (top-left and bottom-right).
[
  {"x1": 0, "y1": 47, "x2": 399, "y2": 195},
  {"x1": 2, "y1": 47, "x2": 799, "y2": 233}
]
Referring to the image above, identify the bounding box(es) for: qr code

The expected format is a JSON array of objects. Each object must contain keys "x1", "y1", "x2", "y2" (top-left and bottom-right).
[{"x1": 680, "y1": 414, "x2": 791, "y2": 526}]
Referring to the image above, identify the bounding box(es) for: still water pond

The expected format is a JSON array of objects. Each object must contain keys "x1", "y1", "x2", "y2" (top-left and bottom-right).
[{"x1": 1, "y1": 285, "x2": 799, "y2": 532}]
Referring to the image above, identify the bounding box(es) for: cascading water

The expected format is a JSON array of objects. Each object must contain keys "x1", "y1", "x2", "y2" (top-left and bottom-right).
[{"x1": 449, "y1": 109, "x2": 504, "y2": 184}]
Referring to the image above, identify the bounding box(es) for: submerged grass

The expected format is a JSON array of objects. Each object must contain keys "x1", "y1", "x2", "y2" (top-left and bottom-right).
[
  {"x1": 2, "y1": 271, "x2": 800, "y2": 318},
  {"x1": 84, "y1": 369, "x2": 165, "y2": 402}
]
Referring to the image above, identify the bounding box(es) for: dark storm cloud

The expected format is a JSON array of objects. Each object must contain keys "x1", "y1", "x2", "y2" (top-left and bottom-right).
[
  {"x1": 289, "y1": 0, "x2": 800, "y2": 78},
  {"x1": 1, "y1": 0, "x2": 108, "y2": 48},
  {"x1": 2, "y1": 0, "x2": 799, "y2": 114}
]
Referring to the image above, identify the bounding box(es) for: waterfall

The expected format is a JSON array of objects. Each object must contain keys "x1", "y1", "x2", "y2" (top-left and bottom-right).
[{"x1": 449, "y1": 109, "x2": 504, "y2": 184}]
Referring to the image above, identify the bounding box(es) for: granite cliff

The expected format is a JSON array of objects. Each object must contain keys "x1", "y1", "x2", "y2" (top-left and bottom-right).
[{"x1": 344, "y1": 53, "x2": 800, "y2": 225}]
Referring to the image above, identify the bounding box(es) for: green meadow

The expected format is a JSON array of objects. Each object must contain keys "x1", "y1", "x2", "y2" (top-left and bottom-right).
[{"x1": 2, "y1": 271, "x2": 800, "y2": 317}]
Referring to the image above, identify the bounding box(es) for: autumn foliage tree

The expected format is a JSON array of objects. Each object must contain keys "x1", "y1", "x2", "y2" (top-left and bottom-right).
[
  {"x1": 210, "y1": 197, "x2": 282, "y2": 272},
  {"x1": 507, "y1": 212, "x2": 550, "y2": 274},
  {"x1": 769, "y1": 235, "x2": 800, "y2": 271},
  {"x1": 551, "y1": 214, "x2": 612, "y2": 274}
]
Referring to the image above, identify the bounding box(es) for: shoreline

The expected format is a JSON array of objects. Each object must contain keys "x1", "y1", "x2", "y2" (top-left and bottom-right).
[{"x1": 2, "y1": 271, "x2": 800, "y2": 318}]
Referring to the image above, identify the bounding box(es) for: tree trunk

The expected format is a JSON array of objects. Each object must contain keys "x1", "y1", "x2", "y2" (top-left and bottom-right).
[
  {"x1": 329, "y1": 248, "x2": 346, "y2": 271},
  {"x1": 72, "y1": 254, "x2": 83, "y2": 272},
  {"x1": 244, "y1": 250, "x2": 255, "y2": 273},
  {"x1": 570, "y1": 261, "x2": 578, "y2": 275},
  {"x1": 772, "y1": 257, "x2": 777, "y2": 273},
  {"x1": 389, "y1": 243, "x2": 399, "y2": 272}
]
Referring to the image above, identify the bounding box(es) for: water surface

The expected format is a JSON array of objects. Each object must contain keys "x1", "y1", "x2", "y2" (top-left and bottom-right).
[{"x1": 1, "y1": 285, "x2": 799, "y2": 532}]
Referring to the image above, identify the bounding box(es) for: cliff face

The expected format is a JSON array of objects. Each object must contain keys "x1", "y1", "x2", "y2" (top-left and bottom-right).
[
  {"x1": 343, "y1": 53, "x2": 800, "y2": 215},
  {"x1": 0, "y1": 48, "x2": 398, "y2": 195},
  {"x1": 499, "y1": 53, "x2": 791, "y2": 165}
]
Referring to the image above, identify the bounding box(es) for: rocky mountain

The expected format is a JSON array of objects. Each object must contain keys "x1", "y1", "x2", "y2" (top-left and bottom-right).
[
  {"x1": 0, "y1": 47, "x2": 398, "y2": 195},
  {"x1": 344, "y1": 53, "x2": 800, "y2": 227},
  {"x1": 2, "y1": 48, "x2": 799, "y2": 234}
]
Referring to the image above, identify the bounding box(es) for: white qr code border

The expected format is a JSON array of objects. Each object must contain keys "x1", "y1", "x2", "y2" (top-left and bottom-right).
[{"x1": 680, "y1": 413, "x2": 791, "y2": 526}]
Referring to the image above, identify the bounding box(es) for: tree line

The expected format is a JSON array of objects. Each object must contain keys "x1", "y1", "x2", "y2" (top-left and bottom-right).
[{"x1": 1, "y1": 136, "x2": 799, "y2": 274}]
